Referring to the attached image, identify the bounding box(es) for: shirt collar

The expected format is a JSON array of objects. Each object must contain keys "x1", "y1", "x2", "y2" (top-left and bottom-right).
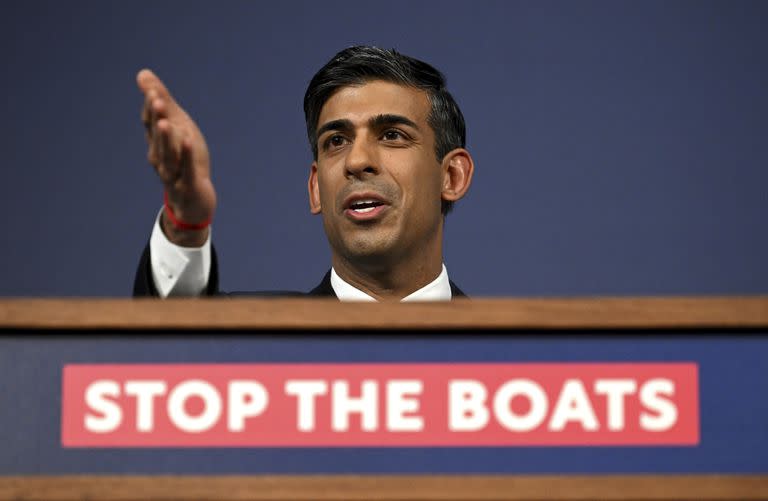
[{"x1": 330, "y1": 265, "x2": 452, "y2": 302}]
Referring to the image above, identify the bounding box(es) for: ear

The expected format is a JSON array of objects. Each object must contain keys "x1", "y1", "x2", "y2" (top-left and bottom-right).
[
  {"x1": 440, "y1": 148, "x2": 474, "y2": 204},
  {"x1": 308, "y1": 162, "x2": 322, "y2": 214}
]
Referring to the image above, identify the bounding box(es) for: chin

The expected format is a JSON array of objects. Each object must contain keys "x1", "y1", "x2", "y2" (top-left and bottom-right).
[
  {"x1": 348, "y1": 236, "x2": 397, "y2": 257},
  {"x1": 340, "y1": 233, "x2": 402, "y2": 265}
]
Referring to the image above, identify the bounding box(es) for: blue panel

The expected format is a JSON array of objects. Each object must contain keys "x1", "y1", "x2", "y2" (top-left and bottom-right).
[{"x1": 0, "y1": 333, "x2": 766, "y2": 474}]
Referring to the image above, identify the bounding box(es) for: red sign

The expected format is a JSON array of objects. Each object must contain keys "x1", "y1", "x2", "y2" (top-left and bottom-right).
[{"x1": 62, "y1": 363, "x2": 698, "y2": 447}]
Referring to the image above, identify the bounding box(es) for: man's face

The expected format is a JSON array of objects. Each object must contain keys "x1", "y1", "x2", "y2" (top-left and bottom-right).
[{"x1": 308, "y1": 81, "x2": 445, "y2": 267}]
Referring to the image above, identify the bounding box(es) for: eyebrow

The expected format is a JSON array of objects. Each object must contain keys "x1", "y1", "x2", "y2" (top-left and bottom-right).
[
  {"x1": 316, "y1": 119, "x2": 354, "y2": 140},
  {"x1": 369, "y1": 114, "x2": 419, "y2": 131},
  {"x1": 316, "y1": 114, "x2": 420, "y2": 140}
]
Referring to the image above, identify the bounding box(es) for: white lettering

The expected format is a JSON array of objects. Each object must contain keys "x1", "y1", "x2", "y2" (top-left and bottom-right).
[
  {"x1": 386, "y1": 380, "x2": 423, "y2": 432},
  {"x1": 285, "y1": 380, "x2": 328, "y2": 432},
  {"x1": 167, "y1": 380, "x2": 221, "y2": 433},
  {"x1": 332, "y1": 380, "x2": 378, "y2": 432},
  {"x1": 448, "y1": 380, "x2": 489, "y2": 431},
  {"x1": 493, "y1": 379, "x2": 548, "y2": 432},
  {"x1": 125, "y1": 380, "x2": 167, "y2": 432},
  {"x1": 84, "y1": 380, "x2": 122, "y2": 433},
  {"x1": 594, "y1": 379, "x2": 637, "y2": 431},
  {"x1": 228, "y1": 380, "x2": 268, "y2": 432},
  {"x1": 640, "y1": 378, "x2": 677, "y2": 431},
  {"x1": 549, "y1": 379, "x2": 599, "y2": 431}
]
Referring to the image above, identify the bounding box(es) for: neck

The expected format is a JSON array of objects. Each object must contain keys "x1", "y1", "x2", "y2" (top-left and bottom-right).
[{"x1": 331, "y1": 230, "x2": 444, "y2": 301}]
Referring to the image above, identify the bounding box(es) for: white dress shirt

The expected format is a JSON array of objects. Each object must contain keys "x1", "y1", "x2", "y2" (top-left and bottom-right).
[{"x1": 149, "y1": 210, "x2": 453, "y2": 301}]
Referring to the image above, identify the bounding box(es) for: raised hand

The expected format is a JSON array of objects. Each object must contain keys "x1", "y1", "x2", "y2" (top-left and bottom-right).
[{"x1": 138, "y1": 69, "x2": 216, "y2": 246}]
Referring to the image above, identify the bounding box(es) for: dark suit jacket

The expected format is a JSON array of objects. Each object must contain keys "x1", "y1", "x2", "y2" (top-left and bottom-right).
[{"x1": 133, "y1": 244, "x2": 467, "y2": 298}]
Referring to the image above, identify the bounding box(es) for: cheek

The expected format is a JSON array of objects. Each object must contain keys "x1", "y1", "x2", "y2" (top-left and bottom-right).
[
  {"x1": 388, "y1": 149, "x2": 440, "y2": 184},
  {"x1": 397, "y1": 171, "x2": 443, "y2": 216},
  {"x1": 413, "y1": 160, "x2": 444, "y2": 203},
  {"x1": 315, "y1": 166, "x2": 341, "y2": 209},
  {"x1": 317, "y1": 177, "x2": 331, "y2": 203}
]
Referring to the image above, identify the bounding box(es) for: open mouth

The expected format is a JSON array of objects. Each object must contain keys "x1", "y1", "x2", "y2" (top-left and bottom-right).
[
  {"x1": 348, "y1": 200, "x2": 386, "y2": 213},
  {"x1": 343, "y1": 195, "x2": 390, "y2": 221}
]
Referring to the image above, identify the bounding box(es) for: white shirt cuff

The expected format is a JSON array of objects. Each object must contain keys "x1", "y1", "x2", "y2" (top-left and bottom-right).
[{"x1": 149, "y1": 208, "x2": 211, "y2": 297}]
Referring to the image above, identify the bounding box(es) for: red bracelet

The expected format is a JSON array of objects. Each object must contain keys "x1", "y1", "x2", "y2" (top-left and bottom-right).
[{"x1": 163, "y1": 192, "x2": 212, "y2": 231}]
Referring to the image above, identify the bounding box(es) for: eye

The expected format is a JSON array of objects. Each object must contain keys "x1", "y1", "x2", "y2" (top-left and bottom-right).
[
  {"x1": 382, "y1": 129, "x2": 405, "y2": 141},
  {"x1": 323, "y1": 134, "x2": 348, "y2": 150}
]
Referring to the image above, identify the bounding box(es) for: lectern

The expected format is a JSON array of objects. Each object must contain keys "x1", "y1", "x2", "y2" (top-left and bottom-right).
[{"x1": 0, "y1": 297, "x2": 767, "y2": 500}]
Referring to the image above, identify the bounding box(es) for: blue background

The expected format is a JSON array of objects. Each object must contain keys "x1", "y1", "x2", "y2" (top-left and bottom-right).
[
  {"x1": 1, "y1": 0, "x2": 766, "y2": 297},
  {"x1": 1, "y1": 334, "x2": 767, "y2": 474}
]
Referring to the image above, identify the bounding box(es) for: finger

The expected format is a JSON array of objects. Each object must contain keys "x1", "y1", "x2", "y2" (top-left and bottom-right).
[
  {"x1": 143, "y1": 93, "x2": 172, "y2": 147},
  {"x1": 155, "y1": 119, "x2": 172, "y2": 178},
  {"x1": 144, "y1": 92, "x2": 159, "y2": 165},
  {"x1": 178, "y1": 135, "x2": 197, "y2": 184},
  {"x1": 137, "y1": 69, "x2": 170, "y2": 98},
  {"x1": 141, "y1": 89, "x2": 166, "y2": 139},
  {"x1": 152, "y1": 119, "x2": 174, "y2": 182},
  {"x1": 144, "y1": 92, "x2": 164, "y2": 161},
  {"x1": 141, "y1": 89, "x2": 158, "y2": 131},
  {"x1": 149, "y1": 119, "x2": 164, "y2": 174},
  {"x1": 156, "y1": 119, "x2": 186, "y2": 184},
  {"x1": 159, "y1": 118, "x2": 183, "y2": 167},
  {"x1": 136, "y1": 68, "x2": 185, "y2": 120}
]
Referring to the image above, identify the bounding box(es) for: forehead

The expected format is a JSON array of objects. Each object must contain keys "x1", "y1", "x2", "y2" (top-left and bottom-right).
[{"x1": 317, "y1": 80, "x2": 431, "y2": 128}]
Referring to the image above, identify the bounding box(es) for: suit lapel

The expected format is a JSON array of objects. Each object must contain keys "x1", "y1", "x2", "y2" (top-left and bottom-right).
[
  {"x1": 308, "y1": 270, "x2": 337, "y2": 297},
  {"x1": 449, "y1": 280, "x2": 467, "y2": 298}
]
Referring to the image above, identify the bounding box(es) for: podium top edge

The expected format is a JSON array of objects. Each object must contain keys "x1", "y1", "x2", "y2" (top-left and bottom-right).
[{"x1": 0, "y1": 297, "x2": 766, "y2": 330}]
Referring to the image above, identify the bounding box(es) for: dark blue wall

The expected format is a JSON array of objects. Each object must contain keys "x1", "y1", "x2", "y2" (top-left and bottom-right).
[{"x1": 1, "y1": 0, "x2": 766, "y2": 297}]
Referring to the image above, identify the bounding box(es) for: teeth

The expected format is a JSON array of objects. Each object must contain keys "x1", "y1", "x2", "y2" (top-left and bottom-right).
[{"x1": 349, "y1": 199, "x2": 382, "y2": 211}]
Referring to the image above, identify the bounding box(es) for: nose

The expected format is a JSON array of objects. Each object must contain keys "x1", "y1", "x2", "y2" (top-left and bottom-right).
[{"x1": 344, "y1": 135, "x2": 379, "y2": 179}]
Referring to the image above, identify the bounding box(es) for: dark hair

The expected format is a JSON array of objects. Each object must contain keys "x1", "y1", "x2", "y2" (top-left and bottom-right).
[{"x1": 303, "y1": 46, "x2": 466, "y2": 215}]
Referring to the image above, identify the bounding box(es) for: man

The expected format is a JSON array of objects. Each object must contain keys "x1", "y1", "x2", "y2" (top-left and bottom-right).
[{"x1": 134, "y1": 46, "x2": 474, "y2": 300}]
